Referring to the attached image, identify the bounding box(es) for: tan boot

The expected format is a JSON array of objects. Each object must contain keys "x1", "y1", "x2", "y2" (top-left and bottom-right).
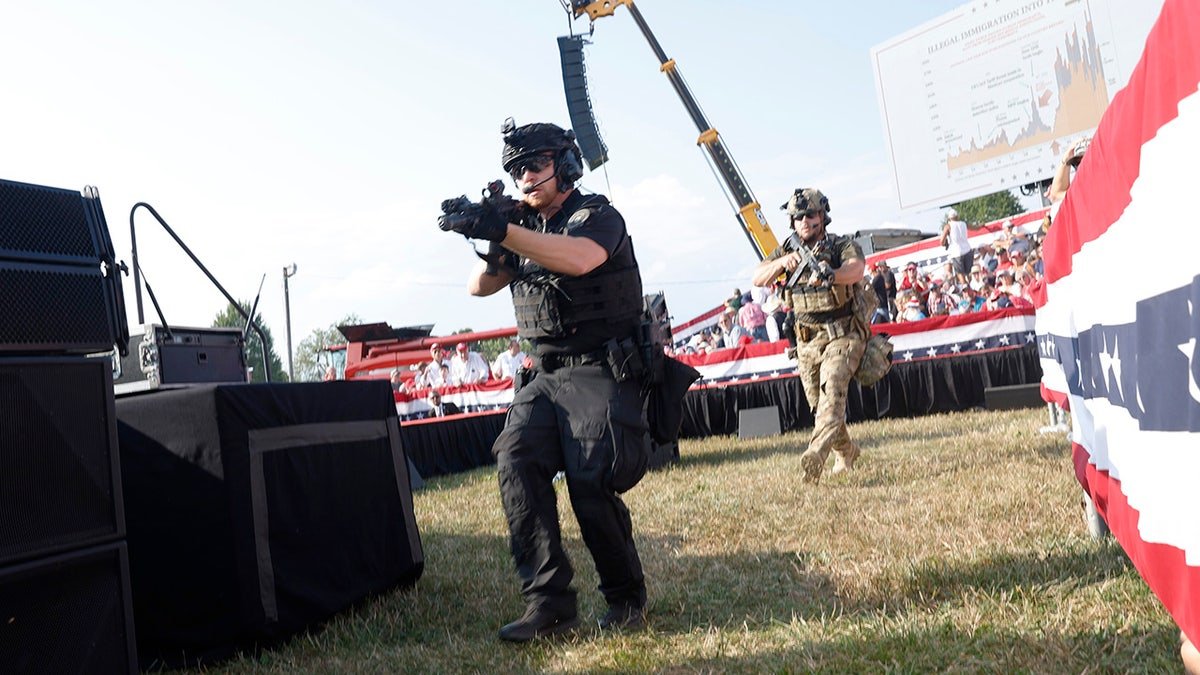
[
  {"x1": 800, "y1": 450, "x2": 824, "y2": 484},
  {"x1": 831, "y1": 443, "x2": 861, "y2": 476}
]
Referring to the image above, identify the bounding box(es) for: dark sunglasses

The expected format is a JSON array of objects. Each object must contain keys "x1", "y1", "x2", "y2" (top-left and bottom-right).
[{"x1": 508, "y1": 154, "x2": 554, "y2": 180}]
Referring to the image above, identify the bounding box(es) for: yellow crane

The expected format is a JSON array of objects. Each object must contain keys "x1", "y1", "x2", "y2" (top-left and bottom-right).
[{"x1": 569, "y1": 0, "x2": 781, "y2": 260}]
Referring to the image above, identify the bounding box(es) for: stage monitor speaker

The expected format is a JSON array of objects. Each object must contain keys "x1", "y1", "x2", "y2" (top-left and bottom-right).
[
  {"x1": 0, "y1": 178, "x2": 128, "y2": 355},
  {"x1": 984, "y1": 383, "x2": 1044, "y2": 411},
  {"x1": 0, "y1": 541, "x2": 137, "y2": 674},
  {"x1": 114, "y1": 324, "x2": 247, "y2": 393},
  {"x1": 558, "y1": 35, "x2": 609, "y2": 170},
  {"x1": 0, "y1": 357, "x2": 124, "y2": 567},
  {"x1": 116, "y1": 380, "x2": 423, "y2": 666},
  {"x1": 738, "y1": 406, "x2": 781, "y2": 440}
]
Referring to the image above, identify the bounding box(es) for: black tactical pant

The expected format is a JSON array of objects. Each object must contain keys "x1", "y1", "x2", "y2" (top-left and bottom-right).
[{"x1": 492, "y1": 363, "x2": 649, "y2": 616}]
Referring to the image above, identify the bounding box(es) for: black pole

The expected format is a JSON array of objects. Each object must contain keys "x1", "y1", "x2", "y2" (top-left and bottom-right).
[
  {"x1": 283, "y1": 264, "x2": 297, "y2": 381},
  {"x1": 128, "y1": 202, "x2": 274, "y2": 382}
]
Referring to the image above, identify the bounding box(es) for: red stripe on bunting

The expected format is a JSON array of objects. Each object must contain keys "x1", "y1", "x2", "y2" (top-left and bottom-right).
[
  {"x1": 1042, "y1": 0, "x2": 1200, "y2": 286},
  {"x1": 1073, "y1": 443, "x2": 1200, "y2": 645},
  {"x1": 672, "y1": 304, "x2": 725, "y2": 333},
  {"x1": 874, "y1": 306, "x2": 1034, "y2": 337}
]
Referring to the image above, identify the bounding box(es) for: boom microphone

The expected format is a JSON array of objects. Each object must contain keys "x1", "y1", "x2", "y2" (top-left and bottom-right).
[{"x1": 521, "y1": 174, "x2": 555, "y2": 194}]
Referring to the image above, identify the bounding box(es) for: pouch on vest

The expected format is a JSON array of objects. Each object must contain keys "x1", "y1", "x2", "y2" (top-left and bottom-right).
[
  {"x1": 646, "y1": 356, "x2": 700, "y2": 443},
  {"x1": 854, "y1": 333, "x2": 894, "y2": 387}
]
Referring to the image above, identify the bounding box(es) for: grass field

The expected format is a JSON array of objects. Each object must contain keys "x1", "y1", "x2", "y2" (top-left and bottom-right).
[{"x1": 196, "y1": 407, "x2": 1178, "y2": 673}]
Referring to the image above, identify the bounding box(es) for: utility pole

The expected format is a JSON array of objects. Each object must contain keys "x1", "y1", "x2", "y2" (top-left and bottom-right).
[{"x1": 282, "y1": 263, "x2": 298, "y2": 381}]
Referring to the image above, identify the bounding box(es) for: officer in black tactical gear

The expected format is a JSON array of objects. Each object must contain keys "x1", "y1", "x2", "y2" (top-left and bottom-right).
[{"x1": 441, "y1": 119, "x2": 650, "y2": 642}]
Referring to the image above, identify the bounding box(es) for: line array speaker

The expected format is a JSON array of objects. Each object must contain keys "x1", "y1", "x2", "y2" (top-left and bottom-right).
[
  {"x1": 0, "y1": 178, "x2": 128, "y2": 354},
  {"x1": 558, "y1": 35, "x2": 609, "y2": 171},
  {"x1": 0, "y1": 542, "x2": 137, "y2": 674},
  {"x1": 0, "y1": 357, "x2": 124, "y2": 566}
]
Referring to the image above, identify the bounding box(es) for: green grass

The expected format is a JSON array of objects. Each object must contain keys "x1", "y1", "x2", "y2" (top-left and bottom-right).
[{"x1": 188, "y1": 408, "x2": 1178, "y2": 673}]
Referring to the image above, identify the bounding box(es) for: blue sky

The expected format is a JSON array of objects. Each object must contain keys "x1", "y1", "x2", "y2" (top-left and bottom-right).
[{"x1": 2, "y1": 1, "x2": 976, "y2": 352}]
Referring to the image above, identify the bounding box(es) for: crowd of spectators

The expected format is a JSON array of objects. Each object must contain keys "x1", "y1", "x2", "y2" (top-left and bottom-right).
[
  {"x1": 392, "y1": 340, "x2": 505, "y2": 394},
  {"x1": 673, "y1": 286, "x2": 791, "y2": 356},
  {"x1": 869, "y1": 219, "x2": 1046, "y2": 324},
  {"x1": 672, "y1": 216, "x2": 1048, "y2": 354}
]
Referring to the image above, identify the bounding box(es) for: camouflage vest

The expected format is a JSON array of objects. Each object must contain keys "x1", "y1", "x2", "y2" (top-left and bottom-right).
[{"x1": 788, "y1": 233, "x2": 854, "y2": 321}]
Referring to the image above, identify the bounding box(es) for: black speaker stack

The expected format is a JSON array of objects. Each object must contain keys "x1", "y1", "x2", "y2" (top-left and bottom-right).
[
  {"x1": 0, "y1": 178, "x2": 137, "y2": 673},
  {"x1": 558, "y1": 34, "x2": 609, "y2": 171}
]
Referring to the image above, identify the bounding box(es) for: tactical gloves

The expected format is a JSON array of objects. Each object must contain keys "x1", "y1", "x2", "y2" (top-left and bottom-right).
[
  {"x1": 810, "y1": 261, "x2": 835, "y2": 287},
  {"x1": 439, "y1": 201, "x2": 510, "y2": 242}
]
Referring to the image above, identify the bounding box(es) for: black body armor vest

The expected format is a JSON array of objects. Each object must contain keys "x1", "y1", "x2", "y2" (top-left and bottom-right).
[{"x1": 510, "y1": 194, "x2": 644, "y2": 342}]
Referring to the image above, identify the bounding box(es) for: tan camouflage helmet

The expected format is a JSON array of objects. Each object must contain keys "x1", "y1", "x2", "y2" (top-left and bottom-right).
[{"x1": 781, "y1": 187, "x2": 832, "y2": 225}]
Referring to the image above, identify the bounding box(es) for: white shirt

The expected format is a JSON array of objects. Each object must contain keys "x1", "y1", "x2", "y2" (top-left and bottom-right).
[
  {"x1": 492, "y1": 350, "x2": 526, "y2": 380},
  {"x1": 947, "y1": 218, "x2": 971, "y2": 256},
  {"x1": 423, "y1": 361, "x2": 448, "y2": 388},
  {"x1": 450, "y1": 351, "x2": 490, "y2": 385}
]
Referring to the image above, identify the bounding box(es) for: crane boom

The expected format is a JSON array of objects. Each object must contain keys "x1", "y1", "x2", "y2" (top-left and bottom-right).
[{"x1": 570, "y1": 0, "x2": 780, "y2": 260}]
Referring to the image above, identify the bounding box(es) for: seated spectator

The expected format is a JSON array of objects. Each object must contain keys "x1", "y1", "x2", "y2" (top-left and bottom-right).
[
  {"x1": 986, "y1": 289, "x2": 1012, "y2": 311},
  {"x1": 390, "y1": 368, "x2": 406, "y2": 392},
  {"x1": 991, "y1": 219, "x2": 1016, "y2": 253},
  {"x1": 898, "y1": 262, "x2": 930, "y2": 304},
  {"x1": 926, "y1": 282, "x2": 952, "y2": 317},
  {"x1": 996, "y1": 269, "x2": 1022, "y2": 299},
  {"x1": 898, "y1": 292, "x2": 927, "y2": 322},
  {"x1": 450, "y1": 342, "x2": 490, "y2": 385},
  {"x1": 977, "y1": 245, "x2": 998, "y2": 273},
  {"x1": 491, "y1": 337, "x2": 526, "y2": 381},
  {"x1": 967, "y1": 263, "x2": 990, "y2": 292},
  {"x1": 410, "y1": 362, "x2": 428, "y2": 389},
  {"x1": 1008, "y1": 227, "x2": 1031, "y2": 257},
  {"x1": 950, "y1": 286, "x2": 980, "y2": 314},
  {"x1": 426, "y1": 389, "x2": 461, "y2": 417},
  {"x1": 715, "y1": 309, "x2": 745, "y2": 348},
  {"x1": 992, "y1": 248, "x2": 1014, "y2": 275}
]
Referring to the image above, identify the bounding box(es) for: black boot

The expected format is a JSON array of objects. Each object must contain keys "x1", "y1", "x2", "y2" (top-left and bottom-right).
[
  {"x1": 498, "y1": 605, "x2": 580, "y2": 642},
  {"x1": 598, "y1": 603, "x2": 645, "y2": 631}
]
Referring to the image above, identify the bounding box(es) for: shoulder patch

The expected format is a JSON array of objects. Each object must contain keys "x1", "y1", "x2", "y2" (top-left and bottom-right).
[{"x1": 566, "y1": 208, "x2": 592, "y2": 231}]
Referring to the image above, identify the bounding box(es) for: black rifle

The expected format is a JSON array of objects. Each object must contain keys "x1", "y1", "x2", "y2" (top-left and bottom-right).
[{"x1": 781, "y1": 234, "x2": 832, "y2": 287}]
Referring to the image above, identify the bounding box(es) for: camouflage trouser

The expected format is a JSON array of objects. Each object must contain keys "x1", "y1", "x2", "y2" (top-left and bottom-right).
[{"x1": 795, "y1": 318, "x2": 866, "y2": 475}]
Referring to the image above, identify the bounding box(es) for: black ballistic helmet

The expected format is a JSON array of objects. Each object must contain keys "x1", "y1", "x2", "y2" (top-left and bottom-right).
[{"x1": 501, "y1": 118, "x2": 584, "y2": 189}]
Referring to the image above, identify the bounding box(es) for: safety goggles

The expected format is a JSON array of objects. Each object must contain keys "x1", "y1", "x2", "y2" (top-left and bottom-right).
[{"x1": 508, "y1": 154, "x2": 555, "y2": 180}]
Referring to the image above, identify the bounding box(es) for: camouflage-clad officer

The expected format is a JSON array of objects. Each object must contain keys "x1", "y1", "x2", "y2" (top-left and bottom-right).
[{"x1": 752, "y1": 188, "x2": 867, "y2": 483}]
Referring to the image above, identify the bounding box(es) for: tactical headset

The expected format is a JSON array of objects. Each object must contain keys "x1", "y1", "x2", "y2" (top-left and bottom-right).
[{"x1": 501, "y1": 118, "x2": 584, "y2": 192}]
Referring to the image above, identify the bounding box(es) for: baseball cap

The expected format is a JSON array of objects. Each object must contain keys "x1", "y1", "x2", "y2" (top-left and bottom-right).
[
  {"x1": 456, "y1": 342, "x2": 468, "y2": 352},
  {"x1": 430, "y1": 342, "x2": 441, "y2": 350},
  {"x1": 947, "y1": 207, "x2": 959, "y2": 219},
  {"x1": 905, "y1": 262, "x2": 918, "y2": 271}
]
